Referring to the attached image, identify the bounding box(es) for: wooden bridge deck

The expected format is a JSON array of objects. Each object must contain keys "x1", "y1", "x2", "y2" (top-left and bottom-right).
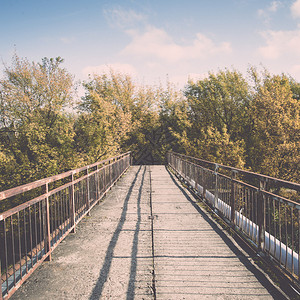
[{"x1": 11, "y1": 166, "x2": 285, "y2": 299}]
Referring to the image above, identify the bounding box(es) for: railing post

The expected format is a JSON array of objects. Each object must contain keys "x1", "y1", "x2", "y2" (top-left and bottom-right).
[
  {"x1": 195, "y1": 165, "x2": 199, "y2": 193},
  {"x1": 43, "y1": 183, "x2": 51, "y2": 261},
  {"x1": 86, "y1": 167, "x2": 90, "y2": 216},
  {"x1": 104, "y1": 165, "x2": 107, "y2": 192},
  {"x1": 0, "y1": 254, "x2": 2, "y2": 300},
  {"x1": 214, "y1": 164, "x2": 219, "y2": 209},
  {"x1": 109, "y1": 162, "x2": 112, "y2": 187},
  {"x1": 96, "y1": 164, "x2": 99, "y2": 202},
  {"x1": 70, "y1": 173, "x2": 76, "y2": 233},
  {"x1": 230, "y1": 170, "x2": 236, "y2": 226},
  {"x1": 202, "y1": 168, "x2": 206, "y2": 200},
  {"x1": 258, "y1": 179, "x2": 267, "y2": 252}
]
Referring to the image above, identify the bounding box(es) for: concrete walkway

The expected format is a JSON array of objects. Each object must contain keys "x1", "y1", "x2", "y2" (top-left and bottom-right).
[{"x1": 11, "y1": 166, "x2": 285, "y2": 300}]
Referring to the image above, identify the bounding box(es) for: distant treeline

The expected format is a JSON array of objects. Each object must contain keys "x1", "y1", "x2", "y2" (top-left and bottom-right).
[{"x1": 0, "y1": 55, "x2": 299, "y2": 193}]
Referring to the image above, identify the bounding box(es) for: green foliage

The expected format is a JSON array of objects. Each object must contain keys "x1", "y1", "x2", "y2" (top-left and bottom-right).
[
  {"x1": 0, "y1": 56, "x2": 299, "y2": 192},
  {"x1": 249, "y1": 72, "x2": 300, "y2": 181},
  {"x1": 0, "y1": 55, "x2": 78, "y2": 190},
  {"x1": 76, "y1": 71, "x2": 133, "y2": 163},
  {"x1": 184, "y1": 69, "x2": 250, "y2": 167}
]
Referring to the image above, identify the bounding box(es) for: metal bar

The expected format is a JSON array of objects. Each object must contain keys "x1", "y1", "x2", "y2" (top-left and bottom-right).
[
  {"x1": 29, "y1": 207, "x2": 33, "y2": 272},
  {"x1": 273, "y1": 199, "x2": 277, "y2": 258},
  {"x1": 230, "y1": 171, "x2": 236, "y2": 226},
  {"x1": 285, "y1": 203, "x2": 288, "y2": 268},
  {"x1": 17, "y1": 212, "x2": 22, "y2": 280},
  {"x1": 3, "y1": 219, "x2": 8, "y2": 295},
  {"x1": 11, "y1": 216, "x2": 16, "y2": 286},
  {"x1": 279, "y1": 202, "x2": 282, "y2": 265},
  {"x1": 0, "y1": 257, "x2": 2, "y2": 300},
  {"x1": 0, "y1": 152, "x2": 132, "y2": 202},
  {"x1": 214, "y1": 165, "x2": 219, "y2": 209},
  {"x1": 45, "y1": 184, "x2": 51, "y2": 261},
  {"x1": 258, "y1": 180, "x2": 266, "y2": 252},
  {"x1": 70, "y1": 173, "x2": 76, "y2": 233},
  {"x1": 298, "y1": 210, "x2": 300, "y2": 279},
  {"x1": 24, "y1": 209, "x2": 28, "y2": 274},
  {"x1": 169, "y1": 152, "x2": 300, "y2": 192},
  {"x1": 291, "y1": 206, "x2": 294, "y2": 274},
  {"x1": 267, "y1": 197, "x2": 271, "y2": 253},
  {"x1": 86, "y1": 168, "x2": 90, "y2": 216}
]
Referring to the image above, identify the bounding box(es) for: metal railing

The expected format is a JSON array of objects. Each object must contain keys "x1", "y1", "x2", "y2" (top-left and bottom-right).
[
  {"x1": 0, "y1": 152, "x2": 131, "y2": 299},
  {"x1": 167, "y1": 151, "x2": 300, "y2": 282}
]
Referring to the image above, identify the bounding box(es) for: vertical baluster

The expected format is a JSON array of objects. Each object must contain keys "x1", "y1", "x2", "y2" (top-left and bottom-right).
[
  {"x1": 24, "y1": 208, "x2": 28, "y2": 274},
  {"x1": 17, "y1": 212, "x2": 22, "y2": 280},
  {"x1": 104, "y1": 166, "x2": 107, "y2": 192},
  {"x1": 279, "y1": 202, "x2": 282, "y2": 265},
  {"x1": 96, "y1": 165, "x2": 99, "y2": 202},
  {"x1": 250, "y1": 190, "x2": 254, "y2": 242},
  {"x1": 44, "y1": 184, "x2": 51, "y2": 261},
  {"x1": 10, "y1": 216, "x2": 16, "y2": 286},
  {"x1": 55, "y1": 193, "x2": 58, "y2": 242},
  {"x1": 245, "y1": 188, "x2": 249, "y2": 235},
  {"x1": 58, "y1": 192, "x2": 62, "y2": 234},
  {"x1": 230, "y1": 171, "x2": 236, "y2": 226},
  {"x1": 298, "y1": 210, "x2": 300, "y2": 278},
  {"x1": 86, "y1": 168, "x2": 90, "y2": 216},
  {"x1": 34, "y1": 203, "x2": 38, "y2": 261},
  {"x1": 28, "y1": 208, "x2": 33, "y2": 269},
  {"x1": 0, "y1": 256, "x2": 2, "y2": 300},
  {"x1": 273, "y1": 199, "x2": 277, "y2": 259},
  {"x1": 285, "y1": 203, "x2": 288, "y2": 268},
  {"x1": 214, "y1": 165, "x2": 219, "y2": 209},
  {"x1": 70, "y1": 173, "x2": 76, "y2": 233},
  {"x1": 61, "y1": 189, "x2": 66, "y2": 235},
  {"x1": 38, "y1": 201, "x2": 42, "y2": 254},
  {"x1": 258, "y1": 180, "x2": 266, "y2": 252},
  {"x1": 109, "y1": 163, "x2": 112, "y2": 187},
  {"x1": 267, "y1": 197, "x2": 271, "y2": 253},
  {"x1": 3, "y1": 219, "x2": 9, "y2": 296},
  {"x1": 291, "y1": 206, "x2": 294, "y2": 274}
]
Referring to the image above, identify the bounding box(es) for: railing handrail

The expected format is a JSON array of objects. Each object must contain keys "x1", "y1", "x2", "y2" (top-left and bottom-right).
[
  {"x1": 0, "y1": 152, "x2": 131, "y2": 201},
  {"x1": 169, "y1": 151, "x2": 300, "y2": 191},
  {"x1": 167, "y1": 151, "x2": 300, "y2": 292},
  {"x1": 1, "y1": 152, "x2": 132, "y2": 299}
]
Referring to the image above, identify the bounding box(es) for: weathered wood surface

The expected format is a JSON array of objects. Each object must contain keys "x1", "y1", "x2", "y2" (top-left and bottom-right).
[{"x1": 11, "y1": 166, "x2": 285, "y2": 299}]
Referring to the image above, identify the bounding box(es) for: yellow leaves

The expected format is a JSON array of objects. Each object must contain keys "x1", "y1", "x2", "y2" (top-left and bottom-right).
[{"x1": 250, "y1": 73, "x2": 300, "y2": 181}]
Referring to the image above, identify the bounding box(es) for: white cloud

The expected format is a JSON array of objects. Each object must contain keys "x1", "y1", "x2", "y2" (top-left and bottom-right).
[
  {"x1": 291, "y1": 0, "x2": 300, "y2": 18},
  {"x1": 269, "y1": 1, "x2": 281, "y2": 12},
  {"x1": 82, "y1": 63, "x2": 137, "y2": 78},
  {"x1": 122, "y1": 26, "x2": 232, "y2": 63},
  {"x1": 258, "y1": 28, "x2": 300, "y2": 59},
  {"x1": 60, "y1": 37, "x2": 75, "y2": 44},
  {"x1": 257, "y1": 1, "x2": 282, "y2": 24},
  {"x1": 103, "y1": 7, "x2": 145, "y2": 29}
]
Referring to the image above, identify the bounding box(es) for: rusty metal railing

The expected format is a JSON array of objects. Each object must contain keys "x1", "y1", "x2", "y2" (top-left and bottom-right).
[
  {"x1": 0, "y1": 152, "x2": 131, "y2": 299},
  {"x1": 167, "y1": 151, "x2": 300, "y2": 282}
]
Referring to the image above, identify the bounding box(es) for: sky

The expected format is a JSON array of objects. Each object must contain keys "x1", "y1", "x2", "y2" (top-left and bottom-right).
[{"x1": 1, "y1": 0, "x2": 300, "y2": 89}]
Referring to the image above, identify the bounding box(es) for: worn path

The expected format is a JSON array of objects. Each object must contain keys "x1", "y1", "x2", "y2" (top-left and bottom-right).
[{"x1": 11, "y1": 166, "x2": 285, "y2": 299}]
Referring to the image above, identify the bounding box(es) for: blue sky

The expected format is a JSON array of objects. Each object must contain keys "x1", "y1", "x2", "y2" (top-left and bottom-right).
[{"x1": 1, "y1": 0, "x2": 300, "y2": 88}]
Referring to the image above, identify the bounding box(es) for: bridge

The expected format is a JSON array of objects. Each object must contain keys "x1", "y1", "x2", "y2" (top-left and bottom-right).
[{"x1": 0, "y1": 152, "x2": 299, "y2": 299}]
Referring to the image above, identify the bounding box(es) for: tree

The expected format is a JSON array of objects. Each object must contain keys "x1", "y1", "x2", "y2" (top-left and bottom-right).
[
  {"x1": 185, "y1": 69, "x2": 250, "y2": 140},
  {"x1": 249, "y1": 73, "x2": 300, "y2": 181},
  {"x1": 184, "y1": 69, "x2": 249, "y2": 167},
  {"x1": 76, "y1": 71, "x2": 133, "y2": 163},
  {"x1": 0, "y1": 55, "x2": 77, "y2": 190},
  {"x1": 158, "y1": 82, "x2": 191, "y2": 156}
]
